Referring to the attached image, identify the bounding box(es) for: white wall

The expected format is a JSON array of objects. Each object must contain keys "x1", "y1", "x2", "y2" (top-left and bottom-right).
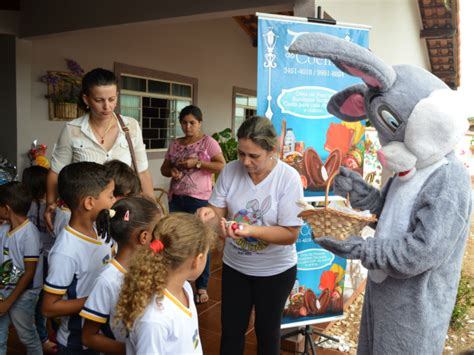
[
  {"x1": 18, "y1": 17, "x2": 258, "y2": 188},
  {"x1": 15, "y1": 0, "x2": 428, "y2": 188},
  {"x1": 317, "y1": 0, "x2": 429, "y2": 68}
]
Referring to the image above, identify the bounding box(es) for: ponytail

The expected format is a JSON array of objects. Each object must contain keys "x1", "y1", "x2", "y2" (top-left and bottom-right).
[{"x1": 115, "y1": 213, "x2": 216, "y2": 330}]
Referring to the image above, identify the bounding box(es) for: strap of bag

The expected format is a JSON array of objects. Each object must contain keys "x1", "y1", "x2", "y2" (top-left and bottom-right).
[{"x1": 116, "y1": 113, "x2": 139, "y2": 174}]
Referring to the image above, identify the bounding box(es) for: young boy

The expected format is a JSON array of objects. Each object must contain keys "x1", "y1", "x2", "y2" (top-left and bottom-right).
[
  {"x1": 42, "y1": 162, "x2": 116, "y2": 354},
  {"x1": 0, "y1": 182, "x2": 43, "y2": 354},
  {"x1": 52, "y1": 160, "x2": 139, "y2": 241}
]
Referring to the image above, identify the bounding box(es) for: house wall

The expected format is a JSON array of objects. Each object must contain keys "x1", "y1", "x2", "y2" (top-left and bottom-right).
[
  {"x1": 14, "y1": 0, "x2": 427, "y2": 189},
  {"x1": 17, "y1": 17, "x2": 258, "y2": 188}
]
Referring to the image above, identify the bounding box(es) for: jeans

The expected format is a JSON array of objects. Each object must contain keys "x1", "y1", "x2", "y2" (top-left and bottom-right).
[
  {"x1": 34, "y1": 291, "x2": 48, "y2": 343},
  {"x1": 220, "y1": 264, "x2": 297, "y2": 355},
  {"x1": 169, "y1": 194, "x2": 210, "y2": 289},
  {"x1": 35, "y1": 256, "x2": 49, "y2": 343},
  {"x1": 0, "y1": 290, "x2": 42, "y2": 355}
]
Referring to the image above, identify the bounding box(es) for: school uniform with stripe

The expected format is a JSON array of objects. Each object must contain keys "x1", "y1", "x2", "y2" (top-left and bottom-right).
[
  {"x1": 79, "y1": 259, "x2": 127, "y2": 342},
  {"x1": 0, "y1": 220, "x2": 43, "y2": 293},
  {"x1": 44, "y1": 225, "x2": 115, "y2": 350},
  {"x1": 126, "y1": 281, "x2": 202, "y2": 355}
]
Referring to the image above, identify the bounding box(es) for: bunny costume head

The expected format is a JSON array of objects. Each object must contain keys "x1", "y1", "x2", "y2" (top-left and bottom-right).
[{"x1": 290, "y1": 33, "x2": 468, "y2": 179}]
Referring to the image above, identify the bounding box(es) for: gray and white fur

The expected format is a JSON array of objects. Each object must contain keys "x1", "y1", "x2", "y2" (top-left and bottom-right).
[{"x1": 289, "y1": 33, "x2": 471, "y2": 354}]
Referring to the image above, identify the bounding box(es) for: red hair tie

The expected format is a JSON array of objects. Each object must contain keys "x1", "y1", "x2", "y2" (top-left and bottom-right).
[{"x1": 150, "y1": 240, "x2": 165, "y2": 254}]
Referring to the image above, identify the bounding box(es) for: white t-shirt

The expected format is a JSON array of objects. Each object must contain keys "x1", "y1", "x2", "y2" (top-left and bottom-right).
[
  {"x1": 45, "y1": 225, "x2": 116, "y2": 349},
  {"x1": 28, "y1": 200, "x2": 54, "y2": 256},
  {"x1": 0, "y1": 220, "x2": 43, "y2": 294},
  {"x1": 127, "y1": 281, "x2": 202, "y2": 355},
  {"x1": 79, "y1": 259, "x2": 126, "y2": 342},
  {"x1": 53, "y1": 206, "x2": 71, "y2": 240},
  {"x1": 209, "y1": 160, "x2": 304, "y2": 276}
]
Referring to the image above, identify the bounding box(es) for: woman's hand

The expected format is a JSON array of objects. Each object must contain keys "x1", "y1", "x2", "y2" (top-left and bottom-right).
[
  {"x1": 219, "y1": 218, "x2": 256, "y2": 240},
  {"x1": 176, "y1": 158, "x2": 198, "y2": 170},
  {"x1": 44, "y1": 202, "x2": 57, "y2": 233},
  {"x1": 170, "y1": 167, "x2": 183, "y2": 180}
]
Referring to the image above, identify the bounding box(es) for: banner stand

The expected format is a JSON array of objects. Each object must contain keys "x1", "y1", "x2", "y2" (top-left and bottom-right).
[{"x1": 281, "y1": 325, "x2": 340, "y2": 355}]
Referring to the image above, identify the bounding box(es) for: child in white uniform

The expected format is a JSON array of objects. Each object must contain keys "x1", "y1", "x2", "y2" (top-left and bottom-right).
[
  {"x1": 42, "y1": 162, "x2": 116, "y2": 354},
  {"x1": 0, "y1": 182, "x2": 43, "y2": 354},
  {"x1": 115, "y1": 213, "x2": 215, "y2": 355},
  {"x1": 80, "y1": 196, "x2": 161, "y2": 354},
  {"x1": 22, "y1": 165, "x2": 58, "y2": 353}
]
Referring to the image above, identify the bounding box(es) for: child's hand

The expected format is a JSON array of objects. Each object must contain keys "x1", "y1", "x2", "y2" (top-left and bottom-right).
[
  {"x1": 196, "y1": 207, "x2": 216, "y2": 224},
  {"x1": 0, "y1": 299, "x2": 12, "y2": 315}
]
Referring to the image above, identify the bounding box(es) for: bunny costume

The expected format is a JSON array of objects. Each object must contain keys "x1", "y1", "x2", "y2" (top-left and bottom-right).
[{"x1": 289, "y1": 33, "x2": 472, "y2": 354}]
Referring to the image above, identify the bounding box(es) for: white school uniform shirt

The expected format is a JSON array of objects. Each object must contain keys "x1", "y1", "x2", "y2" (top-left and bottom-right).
[
  {"x1": 209, "y1": 159, "x2": 304, "y2": 276},
  {"x1": 0, "y1": 220, "x2": 43, "y2": 294},
  {"x1": 127, "y1": 281, "x2": 202, "y2": 355},
  {"x1": 53, "y1": 206, "x2": 71, "y2": 240},
  {"x1": 44, "y1": 225, "x2": 116, "y2": 349},
  {"x1": 79, "y1": 259, "x2": 127, "y2": 342},
  {"x1": 28, "y1": 200, "x2": 55, "y2": 256}
]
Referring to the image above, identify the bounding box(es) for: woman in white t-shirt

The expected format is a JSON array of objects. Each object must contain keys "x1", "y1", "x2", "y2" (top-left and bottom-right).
[
  {"x1": 197, "y1": 116, "x2": 304, "y2": 355},
  {"x1": 44, "y1": 68, "x2": 155, "y2": 231}
]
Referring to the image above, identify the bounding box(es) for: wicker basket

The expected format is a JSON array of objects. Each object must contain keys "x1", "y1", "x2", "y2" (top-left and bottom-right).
[{"x1": 298, "y1": 172, "x2": 377, "y2": 241}]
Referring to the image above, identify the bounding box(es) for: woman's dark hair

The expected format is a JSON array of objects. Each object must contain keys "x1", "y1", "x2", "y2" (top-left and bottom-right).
[
  {"x1": 0, "y1": 182, "x2": 32, "y2": 217},
  {"x1": 79, "y1": 68, "x2": 119, "y2": 111},
  {"x1": 96, "y1": 196, "x2": 160, "y2": 243},
  {"x1": 179, "y1": 105, "x2": 203, "y2": 122},
  {"x1": 237, "y1": 116, "x2": 277, "y2": 151},
  {"x1": 22, "y1": 166, "x2": 48, "y2": 226},
  {"x1": 103, "y1": 160, "x2": 140, "y2": 197}
]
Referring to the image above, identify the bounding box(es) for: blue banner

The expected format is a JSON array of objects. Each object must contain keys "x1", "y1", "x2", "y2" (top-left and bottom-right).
[
  {"x1": 257, "y1": 16, "x2": 369, "y2": 198},
  {"x1": 256, "y1": 15, "x2": 369, "y2": 328}
]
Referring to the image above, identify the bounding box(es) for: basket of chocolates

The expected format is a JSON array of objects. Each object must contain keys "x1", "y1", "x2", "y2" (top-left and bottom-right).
[{"x1": 298, "y1": 172, "x2": 377, "y2": 241}]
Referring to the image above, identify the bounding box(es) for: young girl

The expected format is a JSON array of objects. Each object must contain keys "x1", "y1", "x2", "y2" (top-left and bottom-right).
[
  {"x1": 80, "y1": 196, "x2": 161, "y2": 354},
  {"x1": 22, "y1": 166, "x2": 57, "y2": 354},
  {"x1": 115, "y1": 213, "x2": 215, "y2": 355}
]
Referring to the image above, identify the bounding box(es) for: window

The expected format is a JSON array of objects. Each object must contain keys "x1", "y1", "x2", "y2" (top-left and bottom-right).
[
  {"x1": 232, "y1": 87, "x2": 257, "y2": 134},
  {"x1": 115, "y1": 63, "x2": 198, "y2": 152}
]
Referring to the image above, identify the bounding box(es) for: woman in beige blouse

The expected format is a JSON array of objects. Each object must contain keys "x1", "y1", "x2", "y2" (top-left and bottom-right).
[{"x1": 44, "y1": 68, "x2": 154, "y2": 230}]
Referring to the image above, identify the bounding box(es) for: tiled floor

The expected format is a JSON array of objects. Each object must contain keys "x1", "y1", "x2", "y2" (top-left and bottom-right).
[{"x1": 7, "y1": 249, "x2": 347, "y2": 354}]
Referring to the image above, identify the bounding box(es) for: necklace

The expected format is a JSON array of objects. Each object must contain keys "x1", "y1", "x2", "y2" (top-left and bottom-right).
[{"x1": 90, "y1": 116, "x2": 115, "y2": 145}]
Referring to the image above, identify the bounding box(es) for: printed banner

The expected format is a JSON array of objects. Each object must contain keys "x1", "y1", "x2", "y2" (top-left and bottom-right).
[
  {"x1": 256, "y1": 14, "x2": 370, "y2": 327},
  {"x1": 282, "y1": 223, "x2": 347, "y2": 328},
  {"x1": 257, "y1": 15, "x2": 370, "y2": 198}
]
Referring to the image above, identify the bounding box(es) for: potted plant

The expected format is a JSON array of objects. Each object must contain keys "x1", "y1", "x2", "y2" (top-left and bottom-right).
[
  {"x1": 212, "y1": 128, "x2": 238, "y2": 162},
  {"x1": 40, "y1": 59, "x2": 84, "y2": 120}
]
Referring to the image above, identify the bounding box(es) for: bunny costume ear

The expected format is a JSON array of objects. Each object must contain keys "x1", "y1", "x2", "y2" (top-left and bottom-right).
[
  {"x1": 327, "y1": 84, "x2": 368, "y2": 122},
  {"x1": 289, "y1": 32, "x2": 396, "y2": 92}
]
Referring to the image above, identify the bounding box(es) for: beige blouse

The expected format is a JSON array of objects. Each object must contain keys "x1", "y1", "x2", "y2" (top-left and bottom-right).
[{"x1": 50, "y1": 113, "x2": 148, "y2": 174}]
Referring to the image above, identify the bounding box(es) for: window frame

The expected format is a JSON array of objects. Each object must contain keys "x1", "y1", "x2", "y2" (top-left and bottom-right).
[
  {"x1": 232, "y1": 86, "x2": 257, "y2": 135},
  {"x1": 114, "y1": 62, "x2": 198, "y2": 160}
]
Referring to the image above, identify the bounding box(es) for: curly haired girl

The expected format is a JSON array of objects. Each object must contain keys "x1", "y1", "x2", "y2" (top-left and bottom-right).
[
  {"x1": 115, "y1": 212, "x2": 215, "y2": 355},
  {"x1": 80, "y1": 196, "x2": 161, "y2": 354}
]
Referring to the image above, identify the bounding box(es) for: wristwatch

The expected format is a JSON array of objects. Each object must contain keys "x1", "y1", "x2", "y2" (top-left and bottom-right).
[{"x1": 196, "y1": 160, "x2": 202, "y2": 169}]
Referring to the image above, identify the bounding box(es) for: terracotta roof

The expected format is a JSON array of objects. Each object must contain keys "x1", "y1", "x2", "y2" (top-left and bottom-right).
[{"x1": 418, "y1": 0, "x2": 460, "y2": 89}]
